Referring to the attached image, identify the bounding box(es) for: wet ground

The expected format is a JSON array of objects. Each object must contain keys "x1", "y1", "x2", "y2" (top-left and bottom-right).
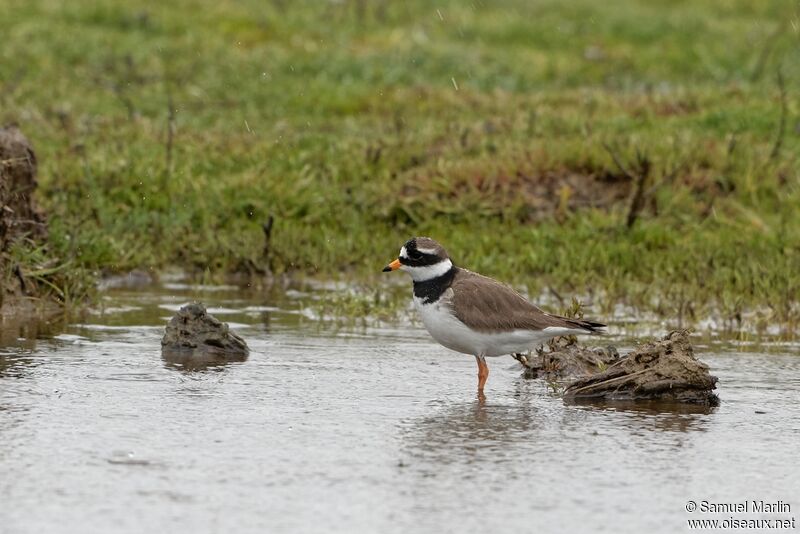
[{"x1": 1, "y1": 283, "x2": 799, "y2": 533}]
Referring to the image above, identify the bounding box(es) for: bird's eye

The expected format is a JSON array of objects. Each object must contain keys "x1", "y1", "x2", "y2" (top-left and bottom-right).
[{"x1": 409, "y1": 250, "x2": 423, "y2": 260}]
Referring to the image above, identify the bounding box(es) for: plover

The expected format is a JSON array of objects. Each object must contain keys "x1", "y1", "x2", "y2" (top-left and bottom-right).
[{"x1": 383, "y1": 237, "x2": 605, "y2": 396}]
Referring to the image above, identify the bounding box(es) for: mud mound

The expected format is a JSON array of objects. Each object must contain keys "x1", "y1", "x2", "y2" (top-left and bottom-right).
[
  {"x1": 161, "y1": 302, "x2": 249, "y2": 370},
  {"x1": 563, "y1": 331, "x2": 718, "y2": 405},
  {"x1": 0, "y1": 126, "x2": 47, "y2": 247},
  {"x1": 1, "y1": 125, "x2": 52, "y2": 312}
]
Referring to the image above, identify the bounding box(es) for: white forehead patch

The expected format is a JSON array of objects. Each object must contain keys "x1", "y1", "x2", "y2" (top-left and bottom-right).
[{"x1": 399, "y1": 246, "x2": 408, "y2": 259}]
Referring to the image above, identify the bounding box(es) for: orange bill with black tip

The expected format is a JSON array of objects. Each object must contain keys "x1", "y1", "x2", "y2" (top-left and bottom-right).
[{"x1": 382, "y1": 258, "x2": 401, "y2": 272}]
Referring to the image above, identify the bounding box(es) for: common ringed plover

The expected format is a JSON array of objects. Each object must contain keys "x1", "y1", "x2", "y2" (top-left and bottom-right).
[{"x1": 383, "y1": 237, "x2": 605, "y2": 397}]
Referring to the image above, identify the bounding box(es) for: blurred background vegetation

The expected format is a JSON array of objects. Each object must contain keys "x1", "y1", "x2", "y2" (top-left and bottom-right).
[{"x1": 2, "y1": 0, "x2": 799, "y2": 329}]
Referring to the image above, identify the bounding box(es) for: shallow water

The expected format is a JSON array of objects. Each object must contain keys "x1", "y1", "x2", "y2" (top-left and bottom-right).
[{"x1": 1, "y1": 284, "x2": 799, "y2": 534}]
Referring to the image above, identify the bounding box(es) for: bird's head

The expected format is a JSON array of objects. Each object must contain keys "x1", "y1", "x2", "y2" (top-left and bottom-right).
[{"x1": 382, "y1": 237, "x2": 453, "y2": 282}]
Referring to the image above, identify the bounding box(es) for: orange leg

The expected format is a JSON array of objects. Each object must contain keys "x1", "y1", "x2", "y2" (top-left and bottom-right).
[{"x1": 475, "y1": 355, "x2": 489, "y2": 396}]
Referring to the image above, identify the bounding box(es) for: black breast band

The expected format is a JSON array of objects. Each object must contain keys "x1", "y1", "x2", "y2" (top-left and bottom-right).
[{"x1": 413, "y1": 266, "x2": 458, "y2": 304}]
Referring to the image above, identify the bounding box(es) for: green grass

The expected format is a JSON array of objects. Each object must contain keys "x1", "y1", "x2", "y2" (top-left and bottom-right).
[{"x1": 2, "y1": 0, "x2": 800, "y2": 331}]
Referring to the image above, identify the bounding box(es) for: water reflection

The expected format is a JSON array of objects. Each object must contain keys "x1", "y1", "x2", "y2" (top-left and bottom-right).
[
  {"x1": 567, "y1": 399, "x2": 716, "y2": 433},
  {"x1": 0, "y1": 351, "x2": 33, "y2": 379},
  {"x1": 161, "y1": 347, "x2": 248, "y2": 372},
  {"x1": 0, "y1": 314, "x2": 66, "y2": 378},
  {"x1": 402, "y1": 386, "x2": 715, "y2": 467},
  {"x1": 0, "y1": 313, "x2": 66, "y2": 349},
  {"x1": 400, "y1": 394, "x2": 544, "y2": 467}
]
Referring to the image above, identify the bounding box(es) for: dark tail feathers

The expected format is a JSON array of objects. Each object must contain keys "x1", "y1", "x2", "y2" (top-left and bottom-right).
[{"x1": 566, "y1": 318, "x2": 606, "y2": 333}]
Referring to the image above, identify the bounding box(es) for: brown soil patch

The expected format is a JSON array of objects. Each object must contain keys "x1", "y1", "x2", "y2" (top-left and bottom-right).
[
  {"x1": 395, "y1": 160, "x2": 633, "y2": 222},
  {"x1": 0, "y1": 126, "x2": 47, "y2": 246},
  {"x1": 0, "y1": 125, "x2": 50, "y2": 312},
  {"x1": 512, "y1": 166, "x2": 632, "y2": 214}
]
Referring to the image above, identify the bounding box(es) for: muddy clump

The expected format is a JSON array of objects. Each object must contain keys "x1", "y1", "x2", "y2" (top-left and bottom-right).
[
  {"x1": 563, "y1": 331, "x2": 718, "y2": 405},
  {"x1": 161, "y1": 302, "x2": 249, "y2": 370},
  {"x1": 517, "y1": 331, "x2": 718, "y2": 405}
]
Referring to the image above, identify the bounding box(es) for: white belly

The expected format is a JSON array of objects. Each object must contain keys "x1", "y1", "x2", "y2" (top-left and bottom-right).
[{"x1": 413, "y1": 297, "x2": 569, "y2": 357}]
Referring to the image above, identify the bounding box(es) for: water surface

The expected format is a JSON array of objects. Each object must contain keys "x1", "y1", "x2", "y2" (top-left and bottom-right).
[{"x1": 1, "y1": 284, "x2": 799, "y2": 533}]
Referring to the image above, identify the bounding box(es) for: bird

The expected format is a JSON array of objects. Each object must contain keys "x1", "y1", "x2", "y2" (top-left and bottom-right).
[{"x1": 382, "y1": 237, "x2": 605, "y2": 397}]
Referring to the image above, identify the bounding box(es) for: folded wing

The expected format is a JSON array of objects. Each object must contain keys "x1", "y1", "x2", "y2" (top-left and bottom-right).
[{"x1": 448, "y1": 269, "x2": 605, "y2": 333}]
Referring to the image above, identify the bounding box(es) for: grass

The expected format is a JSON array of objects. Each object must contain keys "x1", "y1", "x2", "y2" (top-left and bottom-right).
[{"x1": 2, "y1": 0, "x2": 800, "y2": 331}]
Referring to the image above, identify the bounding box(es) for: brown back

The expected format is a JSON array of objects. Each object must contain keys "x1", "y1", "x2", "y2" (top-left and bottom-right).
[{"x1": 447, "y1": 269, "x2": 595, "y2": 333}]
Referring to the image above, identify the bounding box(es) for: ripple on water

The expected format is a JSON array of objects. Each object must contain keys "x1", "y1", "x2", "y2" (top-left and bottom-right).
[{"x1": 0, "y1": 285, "x2": 798, "y2": 534}]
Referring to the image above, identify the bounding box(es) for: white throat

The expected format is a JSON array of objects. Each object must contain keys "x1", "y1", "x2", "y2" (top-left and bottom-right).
[{"x1": 403, "y1": 259, "x2": 453, "y2": 282}]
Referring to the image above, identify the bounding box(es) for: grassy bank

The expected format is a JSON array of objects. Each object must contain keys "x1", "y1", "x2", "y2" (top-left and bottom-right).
[{"x1": 3, "y1": 0, "x2": 800, "y2": 330}]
